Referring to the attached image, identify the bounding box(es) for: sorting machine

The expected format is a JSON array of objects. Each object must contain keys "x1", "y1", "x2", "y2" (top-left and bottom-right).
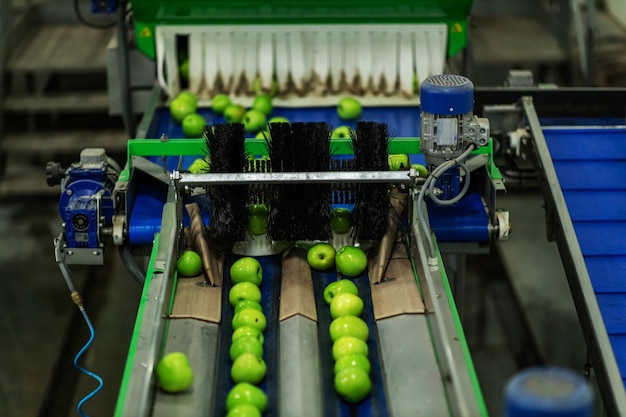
[{"x1": 47, "y1": 0, "x2": 626, "y2": 416}]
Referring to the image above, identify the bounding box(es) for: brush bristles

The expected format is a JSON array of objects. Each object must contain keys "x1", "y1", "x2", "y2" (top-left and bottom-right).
[
  {"x1": 268, "y1": 122, "x2": 332, "y2": 241},
  {"x1": 351, "y1": 121, "x2": 390, "y2": 240},
  {"x1": 204, "y1": 123, "x2": 249, "y2": 243}
]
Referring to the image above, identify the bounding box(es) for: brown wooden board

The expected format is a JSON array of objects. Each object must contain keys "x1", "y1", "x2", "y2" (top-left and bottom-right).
[
  {"x1": 279, "y1": 248, "x2": 318, "y2": 322},
  {"x1": 368, "y1": 243, "x2": 425, "y2": 320},
  {"x1": 170, "y1": 257, "x2": 224, "y2": 323}
]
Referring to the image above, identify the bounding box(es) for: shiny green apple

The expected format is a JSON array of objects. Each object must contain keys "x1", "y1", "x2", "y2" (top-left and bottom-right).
[
  {"x1": 226, "y1": 382, "x2": 268, "y2": 412},
  {"x1": 247, "y1": 204, "x2": 269, "y2": 235},
  {"x1": 177, "y1": 91, "x2": 198, "y2": 107},
  {"x1": 332, "y1": 336, "x2": 368, "y2": 360},
  {"x1": 334, "y1": 353, "x2": 371, "y2": 375},
  {"x1": 177, "y1": 250, "x2": 202, "y2": 277},
  {"x1": 335, "y1": 246, "x2": 368, "y2": 278},
  {"x1": 330, "y1": 207, "x2": 352, "y2": 234},
  {"x1": 230, "y1": 257, "x2": 263, "y2": 286},
  {"x1": 188, "y1": 158, "x2": 210, "y2": 174},
  {"x1": 323, "y1": 279, "x2": 358, "y2": 305},
  {"x1": 229, "y1": 336, "x2": 264, "y2": 361},
  {"x1": 412, "y1": 163, "x2": 429, "y2": 178},
  {"x1": 234, "y1": 300, "x2": 263, "y2": 315},
  {"x1": 331, "y1": 126, "x2": 352, "y2": 140},
  {"x1": 306, "y1": 242, "x2": 336, "y2": 271},
  {"x1": 252, "y1": 95, "x2": 273, "y2": 115},
  {"x1": 330, "y1": 293, "x2": 364, "y2": 319},
  {"x1": 232, "y1": 309, "x2": 267, "y2": 332},
  {"x1": 179, "y1": 59, "x2": 189, "y2": 80},
  {"x1": 388, "y1": 154, "x2": 409, "y2": 171},
  {"x1": 243, "y1": 109, "x2": 267, "y2": 133},
  {"x1": 229, "y1": 282, "x2": 262, "y2": 306},
  {"x1": 232, "y1": 326, "x2": 265, "y2": 345},
  {"x1": 182, "y1": 113, "x2": 207, "y2": 138},
  {"x1": 337, "y1": 97, "x2": 362, "y2": 120},
  {"x1": 170, "y1": 97, "x2": 197, "y2": 124},
  {"x1": 156, "y1": 352, "x2": 194, "y2": 393},
  {"x1": 334, "y1": 367, "x2": 372, "y2": 403},
  {"x1": 231, "y1": 352, "x2": 267, "y2": 384},
  {"x1": 211, "y1": 94, "x2": 232, "y2": 114},
  {"x1": 227, "y1": 404, "x2": 262, "y2": 417},
  {"x1": 268, "y1": 116, "x2": 289, "y2": 124},
  {"x1": 224, "y1": 104, "x2": 247, "y2": 123},
  {"x1": 329, "y1": 316, "x2": 369, "y2": 342}
]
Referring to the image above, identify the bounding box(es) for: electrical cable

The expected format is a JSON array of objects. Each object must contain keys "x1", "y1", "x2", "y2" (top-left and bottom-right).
[
  {"x1": 74, "y1": 0, "x2": 116, "y2": 29},
  {"x1": 417, "y1": 145, "x2": 475, "y2": 261}
]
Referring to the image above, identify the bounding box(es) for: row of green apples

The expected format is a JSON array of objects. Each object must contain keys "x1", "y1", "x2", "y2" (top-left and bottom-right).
[{"x1": 225, "y1": 256, "x2": 271, "y2": 417}]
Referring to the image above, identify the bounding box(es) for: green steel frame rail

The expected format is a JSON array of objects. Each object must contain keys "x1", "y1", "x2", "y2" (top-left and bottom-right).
[{"x1": 129, "y1": 0, "x2": 473, "y2": 59}]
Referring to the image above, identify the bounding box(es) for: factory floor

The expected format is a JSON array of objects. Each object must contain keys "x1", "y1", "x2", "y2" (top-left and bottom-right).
[{"x1": 0, "y1": 190, "x2": 589, "y2": 417}]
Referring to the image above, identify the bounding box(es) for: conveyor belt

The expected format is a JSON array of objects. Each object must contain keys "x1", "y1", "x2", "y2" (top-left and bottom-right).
[{"x1": 543, "y1": 126, "x2": 626, "y2": 385}]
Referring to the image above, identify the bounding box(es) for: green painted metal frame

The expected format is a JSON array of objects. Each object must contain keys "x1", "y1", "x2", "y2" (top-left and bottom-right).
[
  {"x1": 121, "y1": 137, "x2": 502, "y2": 182},
  {"x1": 129, "y1": 0, "x2": 473, "y2": 59}
]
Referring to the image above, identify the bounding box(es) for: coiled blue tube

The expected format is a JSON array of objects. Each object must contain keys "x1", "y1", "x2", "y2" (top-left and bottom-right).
[{"x1": 74, "y1": 307, "x2": 104, "y2": 417}]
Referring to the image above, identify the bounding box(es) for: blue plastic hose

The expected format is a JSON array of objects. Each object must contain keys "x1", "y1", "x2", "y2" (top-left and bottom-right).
[{"x1": 74, "y1": 307, "x2": 104, "y2": 417}]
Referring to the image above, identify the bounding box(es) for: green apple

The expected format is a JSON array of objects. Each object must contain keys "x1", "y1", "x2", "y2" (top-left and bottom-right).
[
  {"x1": 331, "y1": 126, "x2": 352, "y2": 140},
  {"x1": 255, "y1": 130, "x2": 269, "y2": 139},
  {"x1": 231, "y1": 352, "x2": 267, "y2": 384},
  {"x1": 330, "y1": 208, "x2": 352, "y2": 234},
  {"x1": 188, "y1": 158, "x2": 210, "y2": 174},
  {"x1": 334, "y1": 353, "x2": 371, "y2": 375},
  {"x1": 229, "y1": 282, "x2": 262, "y2": 306},
  {"x1": 232, "y1": 309, "x2": 267, "y2": 332},
  {"x1": 234, "y1": 300, "x2": 263, "y2": 315},
  {"x1": 268, "y1": 116, "x2": 290, "y2": 124},
  {"x1": 224, "y1": 104, "x2": 247, "y2": 123},
  {"x1": 306, "y1": 242, "x2": 336, "y2": 271},
  {"x1": 335, "y1": 246, "x2": 368, "y2": 278},
  {"x1": 232, "y1": 326, "x2": 265, "y2": 345},
  {"x1": 230, "y1": 257, "x2": 263, "y2": 286},
  {"x1": 330, "y1": 316, "x2": 369, "y2": 342},
  {"x1": 247, "y1": 204, "x2": 269, "y2": 235},
  {"x1": 156, "y1": 352, "x2": 194, "y2": 393},
  {"x1": 226, "y1": 382, "x2": 268, "y2": 412},
  {"x1": 211, "y1": 94, "x2": 232, "y2": 114},
  {"x1": 177, "y1": 250, "x2": 202, "y2": 277},
  {"x1": 332, "y1": 336, "x2": 369, "y2": 360},
  {"x1": 227, "y1": 404, "x2": 262, "y2": 417},
  {"x1": 253, "y1": 95, "x2": 273, "y2": 115},
  {"x1": 388, "y1": 154, "x2": 409, "y2": 171},
  {"x1": 170, "y1": 97, "x2": 197, "y2": 124},
  {"x1": 412, "y1": 163, "x2": 429, "y2": 178},
  {"x1": 323, "y1": 279, "x2": 358, "y2": 305},
  {"x1": 334, "y1": 367, "x2": 372, "y2": 403},
  {"x1": 229, "y1": 336, "x2": 264, "y2": 361},
  {"x1": 337, "y1": 97, "x2": 362, "y2": 120},
  {"x1": 177, "y1": 91, "x2": 198, "y2": 107},
  {"x1": 243, "y1": 109, "x2": 267, "y2": 133},
  {"x1": 253, "y1": 78, "x2": 279, "y2": 97},
  {"x1": 330, "y1": 293, "x2": 364, "y2": 319},
  {"x1": 182, "y1": 113, "x2": 207, "y2": 138},
  {"x1": 179, "y1": 59, "x2": 189, "y2": 80}
]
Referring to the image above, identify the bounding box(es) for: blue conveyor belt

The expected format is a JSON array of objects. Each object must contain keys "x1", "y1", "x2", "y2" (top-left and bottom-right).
[{"x1": 544, "y1": 126, "x2": 626, "y2": 387}]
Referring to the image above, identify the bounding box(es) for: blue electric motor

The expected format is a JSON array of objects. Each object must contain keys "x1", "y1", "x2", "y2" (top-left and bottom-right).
[
  {"x1": 47, "y1": 149, "x2": 117, "y2": 261},
  {"x1": 419, "y1": 74, "x2": 489, "y2": 200}
]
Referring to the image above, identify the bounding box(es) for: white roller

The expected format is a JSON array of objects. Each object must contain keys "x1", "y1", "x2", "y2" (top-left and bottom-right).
[
  {"x1": 188, "y1": 32, "x2": 204, "y2": 97},
  {"x1": 274, "y1": 31, "x2": 290, "y2": 94},
  {"x1": 398, "y1": 30, "x2": 413, "y2": 97},
  {"x1": 329, "y1": 30, "x2": 344, "y2": 93},
  {"x1": 156, "y1": 24, "x2": 448, "y2": 104},
  {"x1": 289, "y1": 30, "x2": 307, "y2": 93},
  {"x1": 257, "y1": 31, "x2": 274, "y2": 95},
  {"x1": 204, "y1": 31, "x2": 219, "y2": 95}
]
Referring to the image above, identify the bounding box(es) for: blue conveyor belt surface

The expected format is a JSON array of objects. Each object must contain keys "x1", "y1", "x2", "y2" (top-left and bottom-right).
[{"x1": 544, "y1": 127, "x2": 626, "y2": 387}]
